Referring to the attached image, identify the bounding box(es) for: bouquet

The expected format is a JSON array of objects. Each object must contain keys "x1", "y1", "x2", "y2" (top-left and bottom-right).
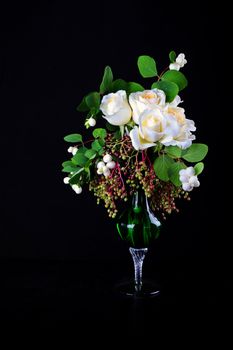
[{"x1": 62, "y1": 51, "x2": 208, "y2": 233}]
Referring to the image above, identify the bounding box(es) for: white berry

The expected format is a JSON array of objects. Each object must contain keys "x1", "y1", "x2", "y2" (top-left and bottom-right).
[
  {"x1": 72, "y1": 184, "x2": 82, "y2": 194},
  {"x1": 97, "y1": 161, "x2": 105, "y2": 169},
  {"x1": 63, "y1": 177, "x2": 70, "y2": 184},
  {"x1": 106, "y1": 161, "x2": 116, "y2": 169},
  {"x1": 88, "y1": 117, "x2": 96, "y2": 127},
  {"x1": 103, "y1": 154, "x2": 112, "y2": 163},
  {"x1": 103, "y1": 169, "x2": 110, "y2": 177}
]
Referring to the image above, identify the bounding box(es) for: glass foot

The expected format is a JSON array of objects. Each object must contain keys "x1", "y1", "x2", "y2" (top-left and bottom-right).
[{"x1": 115, "y1": 279, "x2": 160, "y2": 298}]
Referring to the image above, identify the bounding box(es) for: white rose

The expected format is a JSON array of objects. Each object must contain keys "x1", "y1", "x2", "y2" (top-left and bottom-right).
[
  {"x1": 138, "y1": 108, "x2": 167, "y2": 143},
  {"x1": 169, "y1": 53, "x2": 187, "y2": 71},
  {"x1": 162, "y1": 105, "x2": 196, "y2": 149},
  {"x1": 130, "y1": 108, "x2": 169, "y2": 150},
  {"x1": 100, "y1": 90, "x2": 132, "y2": 126},
  {"x1": 129, "y1": 126, "x2": 156, "y2": 150},
  {"x1": 129, "y1": 89, "x2": 166, "y2": 124}
]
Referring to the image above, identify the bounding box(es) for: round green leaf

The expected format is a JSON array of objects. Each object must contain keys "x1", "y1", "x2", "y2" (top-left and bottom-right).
[
  {"x1": 85, "y1": 92, "x2": 100, "y2": 109},
  {"x1": 111, "y1": 79, "x2": 128, "y2": 92},
  {"x1": 85, "y1": 149, "x2": 97, "y2": 159},
  {"x1": 91, "y1": 140, "x2": 102, "y2": 152},
  {"x1": 153, "y1": 155, "x2": 175, "y2": 181},
  {"x1": 76, "y1": 97, "x2": 89, "y2": 112},
  {"x1": 69, "y1": 168, "x2": 84, "y2": 184},
  {"x1": 169, "y1": 51, "x2": 176, "y2": 63},
  {"x1": 99, "y1": 66, "x2": 113, "y2": 94},
  {"x1": 62, "y1": 160, "x2": 75, "y2": 168},
  {"x1": 137, "y1": 55, "x2": 158, "y2": 78},
  {"x1": 64, "y1": 134, "x2": 82, "y2": 143},
  {"x1": 92, "y1": 128, "x2": 107, "y2": 139},
  {"x1": 162, "y1": 70, "x2": 188, "y2": 91},
  {"x1": 168, "y1": 162, "x2": 186, "y2": 186},
  {"x1": 194, "y1": 162, "x2": 204, "y2": 175},
  {"x1": 182, "y1": 144, "x2": 208, "y2": 162},
  {"x1": 62, "y1": 165, "x2": 78, "y2": 173},
  {"x1": 127, "y1": 82, "x2": 145, "y2": 93},
  {"x1": 151, "y1": 81, "x2": 179, "y2": 102},
  {"x1": 164, "y1": 146, "x2": 182, "y2": 158}
]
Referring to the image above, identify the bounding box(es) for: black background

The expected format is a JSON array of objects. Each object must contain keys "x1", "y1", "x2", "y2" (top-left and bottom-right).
[{"x1": 0, "y1": 0, "x2": 230, "y2": 336}]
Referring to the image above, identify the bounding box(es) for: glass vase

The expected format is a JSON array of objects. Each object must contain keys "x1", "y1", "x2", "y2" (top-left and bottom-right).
[{"x1": 115, "y1": 190, "x2": 161, "y2": 297}]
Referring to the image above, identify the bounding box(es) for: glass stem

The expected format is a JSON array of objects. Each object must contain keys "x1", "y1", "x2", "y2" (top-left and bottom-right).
[{"x1": 129, "y1": 247, "x2": 148, "y2": 292}]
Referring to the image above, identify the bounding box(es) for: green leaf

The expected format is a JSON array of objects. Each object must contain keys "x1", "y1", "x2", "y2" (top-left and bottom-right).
[
  {"x1": 162, "y1": 70, "x2": 188, "y2": 91},
  {"x1": 72, "y1": 147, "x2": 88, "y2": 167},
  {"x1": 68, "y1": 167, "x2": 84, "y2": 185},
  {"x1": 62, "y1": 165, "x2": 78, "y2": 173},
  {"x1": 169, "y1": 51, "x2": 176, "y2": 63},
  {"x1": 62, "y1": 160, "x2": 75, "y2": 168},
  {"x1": 151, "y1": 81, "x2": 179, "y2": 102},
  {"x1": 194, "y1": 162, "x2": 204, "y2": 175},
  {"x1": 76, "y1": 97, "x2": 89, "y2": 112},
  {"x1": 168, "y1": 162, "x2": 186, "y2": 186},
  {"x1": 72, "y1": 154, "x2": 88, "y2": 167},
  {"x1": 93, "y1": 128, "x2": 107, "y2": 139},
  {"x1": 113, "y1": 129, "x2": 121, "y2": 140},
  {"x1": 85, "y1": 149, "x2": 97, "y2": 159},
  {"x1": 153, "y1": 155, "x2": 175, "y2": 181},
  {"x1": 164, "y1": 146, "x2": 182, "y2": 158},
  {"x1": 99, "y1": 66, "x2": 113, "y2": 94},
  {"x1": 127, "y1": 82, "x2": 145, "y2": 93},
  {"x1": 111, "y1": 79, "x2": 128, "y2": 92},
  {"x1": 137, "y1": 55, "x2": 158, "y2": 78},
  {"x1": 91, "y1": 140, "x2": 102, "y2": 152},
  {"x1": 85, "y1": 92, "x2": 100, "y2": 109},
  {"x1": 182, "y1": 143, "x2": 208, "y2": 162},
  {"x1": 64, "y1": 133, "x2": 82, "y2": 143}
]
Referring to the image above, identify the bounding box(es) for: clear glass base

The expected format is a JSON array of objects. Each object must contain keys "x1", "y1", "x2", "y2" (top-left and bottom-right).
[{"x1": 115, "y1": 279, "x2": 160, "y2": 298}]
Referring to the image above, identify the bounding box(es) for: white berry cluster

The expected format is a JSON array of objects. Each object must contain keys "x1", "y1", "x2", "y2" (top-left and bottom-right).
[
  {"x1": 63, "y1": 177, "x2": 82, "y2": 194},
  {"x1": 179, "y1": 167, "x2": 200, "y2": 192},
  {"x1": 68, "y1": 146, "x2": 78, "y2": 155},
  {"x1": 97, "y1": 154, "x2": 116, "y2": 178}
]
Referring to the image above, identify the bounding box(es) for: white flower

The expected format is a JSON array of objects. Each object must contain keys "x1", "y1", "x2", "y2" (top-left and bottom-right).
[
  {"x1": 103, "y1": 154, "x2": 112, "y2": 163},
  {"x1": 100, "y1": 90, "x2": 132, "y2": 126},
  {"x1": 129, "y1": 126, "x2": 156, "y2": 150},
  {"x1": 85, "y1": 117, "x2": 96, "y2": 128},
  {"x1": 179, "y1": 167, "x2": 200, "y2": 192},
  {"x1": 162, "y1": 104, "x2": 196, "y2": 149},
  {"x1": 68, "y1": 146, "x2": 78, "y2": 155},
  {"x1": 169, "y1": 53, "x2": 187, "y2": 71},
  {"x1": 72, "y1": 184, "x2": 82, "y2": 194},
  {"x1": 63, "y1": 177, "x2": 70, "y2": 184},
  {"x1": 106, "y1": 161, "x2": 116, "y2": 169},
  {"x1": 139, "y1": 108, "x2": 167, "y2": 143},
  {"x1": 129, "y1": 108, "x2": 178, "y2": 151},
  {"x1": 129, "y1": 89, "x2": 166, "y2": 124}
]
